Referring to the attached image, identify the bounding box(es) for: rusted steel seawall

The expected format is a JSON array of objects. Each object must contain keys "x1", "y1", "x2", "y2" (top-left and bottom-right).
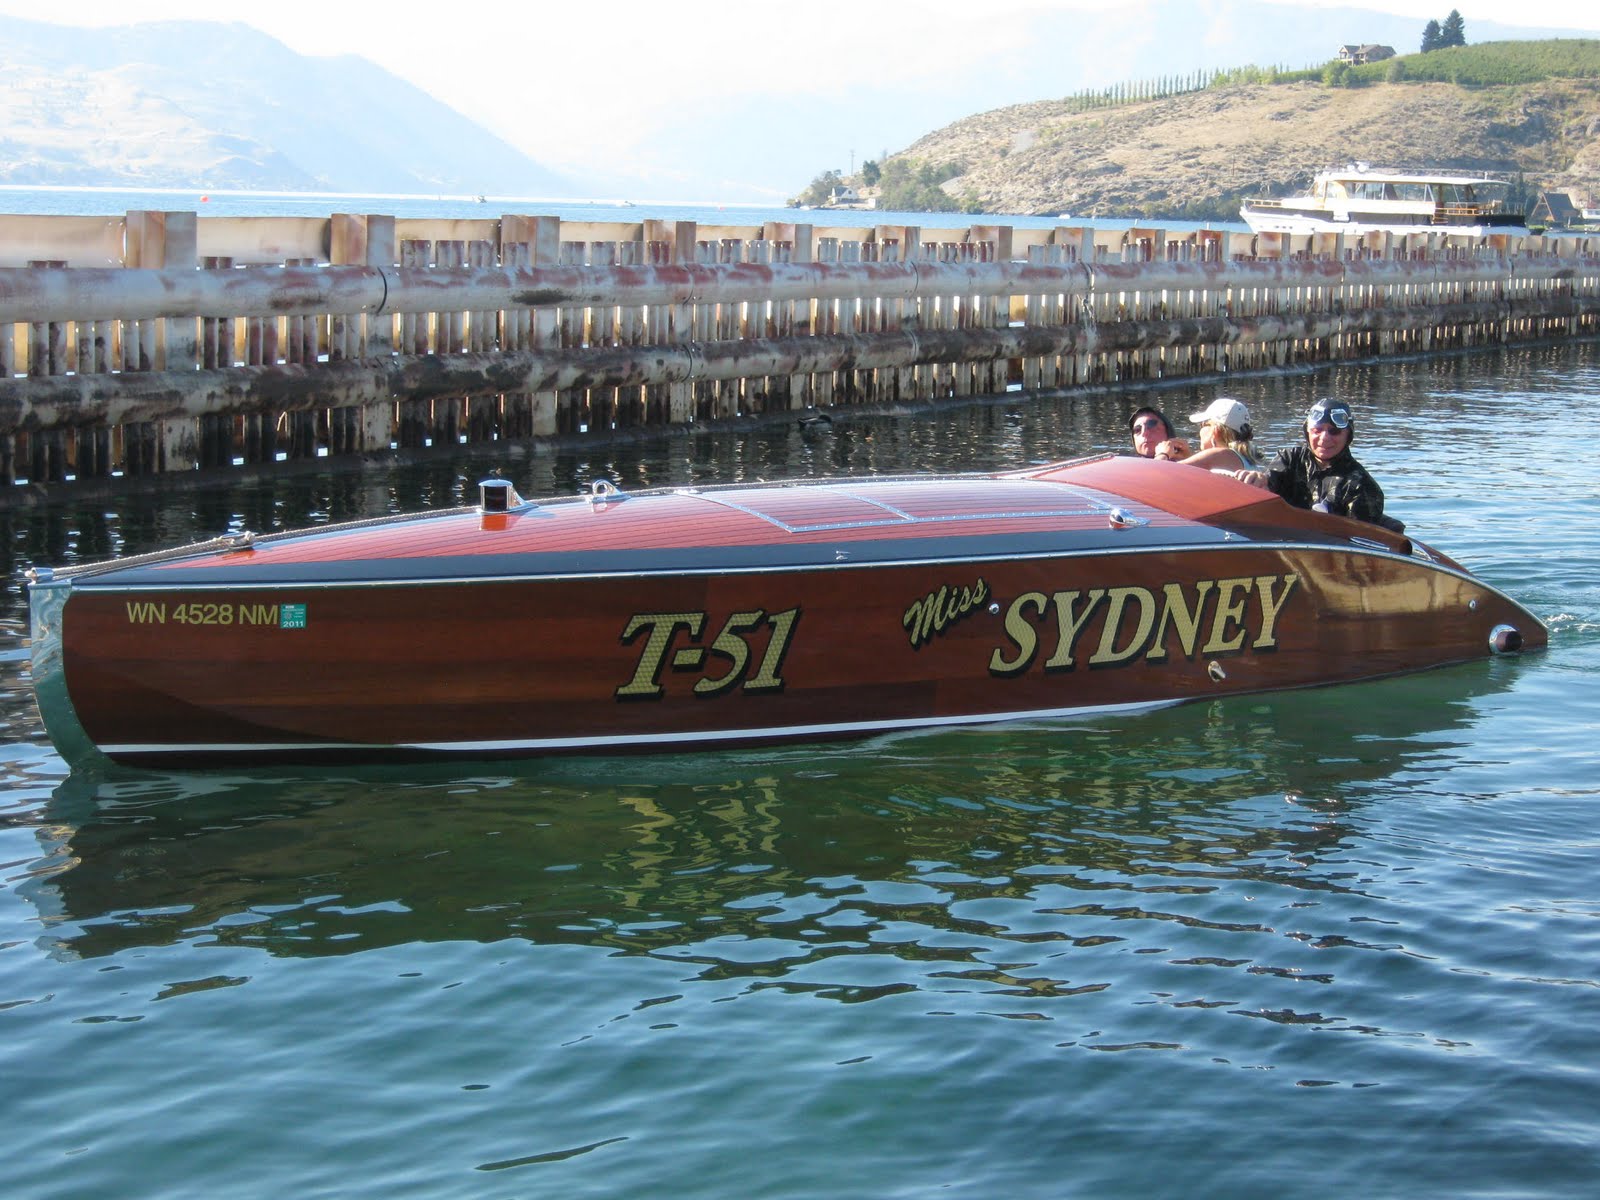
[{"x1": 1, "y1": 209, "x2": 1596, "y2": 494}]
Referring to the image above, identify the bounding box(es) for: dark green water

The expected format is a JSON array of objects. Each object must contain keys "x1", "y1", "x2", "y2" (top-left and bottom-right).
[{"x1": 3, "y1": 343, "x2": 1598, "y2": 1198}]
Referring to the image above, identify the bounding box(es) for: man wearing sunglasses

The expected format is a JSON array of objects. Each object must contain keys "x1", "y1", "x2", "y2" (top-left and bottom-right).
[
  {"x1": 1128, "y1": 406, "x2": 1189, "y2": 461},
  {"x1": 1237, "y1": 398, "x2": 1392, "y2": 528},
  {"x1": 1128, "y1": 406, "x2": 1173, "y2": 458}
]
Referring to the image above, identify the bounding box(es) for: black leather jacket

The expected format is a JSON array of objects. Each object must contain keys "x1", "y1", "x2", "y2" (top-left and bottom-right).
[{"x1": 1265, "y1": 443, "x2": 1387, "y2": 524}]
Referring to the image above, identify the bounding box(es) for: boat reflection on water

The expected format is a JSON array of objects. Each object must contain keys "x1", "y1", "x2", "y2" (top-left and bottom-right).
[{"x1": 19, "y1": 656, "x2": 1532, "y2": 969}]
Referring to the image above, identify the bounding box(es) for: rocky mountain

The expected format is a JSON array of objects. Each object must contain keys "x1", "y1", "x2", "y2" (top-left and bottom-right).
[
  {"x1": 871, "y1": 49, "x2": 1600, "y2": 219},
  {"x1": 0, "y1": 16, "x2": 572, "y2": 195}
]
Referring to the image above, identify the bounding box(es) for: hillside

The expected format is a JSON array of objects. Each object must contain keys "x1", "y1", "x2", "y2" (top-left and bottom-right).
[
  {"x1": 858, "y1": 43, "x2": 1600, "y2": 219},
  {"x1": 0, "y1": 16, "x2": 572, "y2": 196}
]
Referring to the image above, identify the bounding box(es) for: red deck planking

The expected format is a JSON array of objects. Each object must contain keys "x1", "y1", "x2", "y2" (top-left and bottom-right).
[{"x1": 146, "y1": 461, "x2": 1271, "y2": 574}]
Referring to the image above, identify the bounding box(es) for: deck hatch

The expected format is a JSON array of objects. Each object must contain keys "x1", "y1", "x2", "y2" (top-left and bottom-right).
[{"x1": 677, "y1": 480, "x2": 1128, "y2": 535}]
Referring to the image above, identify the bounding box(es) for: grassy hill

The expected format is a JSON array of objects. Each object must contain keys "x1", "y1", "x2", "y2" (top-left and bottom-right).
[{"x1": 816, "y1": 40, "x2": 1600, "y2": 220}]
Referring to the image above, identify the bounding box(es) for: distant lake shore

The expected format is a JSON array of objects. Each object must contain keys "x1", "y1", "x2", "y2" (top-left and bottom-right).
[{"x1": 0, "y1": 184, "x2": 1249, "y2": 234}]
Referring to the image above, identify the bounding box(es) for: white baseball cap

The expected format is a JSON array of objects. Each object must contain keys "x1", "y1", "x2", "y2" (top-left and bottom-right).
[{"x1": 1189, "y1": 397, "x2": 1251, "y2": 431}]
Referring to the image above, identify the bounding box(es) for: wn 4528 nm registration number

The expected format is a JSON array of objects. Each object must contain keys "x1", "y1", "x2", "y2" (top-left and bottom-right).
[{"x1": 123, "y1": 601, "x2": 306, "y2": 628}]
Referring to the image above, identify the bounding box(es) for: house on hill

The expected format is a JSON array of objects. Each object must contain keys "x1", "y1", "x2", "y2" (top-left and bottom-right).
[
  {"x1": 1337, "y1": 44, "x2": 1396, "y2": 65},
  {"x1": 823, "y1": 184, "x2": 874, "y2": 210},
  {"x1": 1529, "y1": 191, "x2": 1580, "y2": 228}
]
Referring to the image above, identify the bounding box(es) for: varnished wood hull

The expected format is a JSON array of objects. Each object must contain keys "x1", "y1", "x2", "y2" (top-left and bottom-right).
[{"x1": 28, "y1": 458, "x2": 1546, "y2": 767}]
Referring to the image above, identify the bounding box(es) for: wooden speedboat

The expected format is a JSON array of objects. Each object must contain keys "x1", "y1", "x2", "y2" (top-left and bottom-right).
[{"x1": 26, "y1": 456, "x2": 1546, "y2": 768}]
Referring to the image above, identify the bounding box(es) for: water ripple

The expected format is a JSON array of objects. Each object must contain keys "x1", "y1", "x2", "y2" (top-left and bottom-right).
[{"x1": 4, "y1": 343, "x2": 1600, "y2": 1197}]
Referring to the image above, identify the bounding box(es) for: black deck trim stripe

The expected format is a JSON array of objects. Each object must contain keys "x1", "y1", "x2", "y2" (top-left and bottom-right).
[{"x1": 69, "y1": 525, "x2": 1241, "y2": 589}]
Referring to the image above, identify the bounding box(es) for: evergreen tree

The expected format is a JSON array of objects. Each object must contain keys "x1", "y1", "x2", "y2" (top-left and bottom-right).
[
  {"x1": 1440, "y1": 10, "x2": 1466, "y2": 48},
  {"x1": 1421, "y1": 19, "x2": 1442, "y2": 52}
]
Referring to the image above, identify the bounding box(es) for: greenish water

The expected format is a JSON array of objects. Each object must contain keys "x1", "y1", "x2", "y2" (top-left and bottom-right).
[{"x1": 2, "y1": 343, "x2": 1598, "y2": 1198}]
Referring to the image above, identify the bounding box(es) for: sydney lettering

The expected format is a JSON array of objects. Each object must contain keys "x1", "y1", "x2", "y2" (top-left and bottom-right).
[{"x1": 988, "y1": 574, "x2": 1299, "y2": 675}]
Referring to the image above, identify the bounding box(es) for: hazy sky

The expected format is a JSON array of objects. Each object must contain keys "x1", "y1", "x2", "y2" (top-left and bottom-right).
[{"x1": 1, "y1": 0, "x2": 1593, "y2": 198}]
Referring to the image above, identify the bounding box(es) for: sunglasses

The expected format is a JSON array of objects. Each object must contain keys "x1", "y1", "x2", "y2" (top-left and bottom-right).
[
  {"x1": 1132, "y1": 419, "x2": 1165, "y2": 432},
  {"x1": 1307, "y1": 401, "x2": 1351, "y2": 430}
]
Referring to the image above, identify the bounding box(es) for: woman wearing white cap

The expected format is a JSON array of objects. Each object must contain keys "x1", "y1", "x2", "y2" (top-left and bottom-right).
[{"x1": 1175, "y1": 397, "x2": 1260, "y2": 471}]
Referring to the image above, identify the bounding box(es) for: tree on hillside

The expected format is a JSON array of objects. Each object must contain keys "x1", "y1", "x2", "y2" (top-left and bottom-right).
[
  {"x1": 1440, "y1": 10, "x2": 1466, "y2": 48},
  {"x1": 790, "y1": 169, "x2": 841, "y2": 208},
  {"x1": 1421, "y1": 20, "x2": 1442, "y2": 53},
  {"x1": 861, "y1": 160, "x2": 881, "y2": 187},
  {"x1": 874, "y1": 159, "x2": 963, "y2": 213}
]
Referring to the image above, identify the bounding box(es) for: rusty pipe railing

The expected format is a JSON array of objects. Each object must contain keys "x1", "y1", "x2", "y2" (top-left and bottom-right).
[
  {"x1": 2, "y1": 260, "x2": 1089, "y2": 324},
  {"x1": 2, "y1": 256, "x2": 1594, "y2": 326}
]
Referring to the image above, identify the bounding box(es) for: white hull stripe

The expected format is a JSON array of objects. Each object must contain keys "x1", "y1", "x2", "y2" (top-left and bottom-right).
[{"x1": 97, "y1": 699, "x2": 1182, "y2": 757}]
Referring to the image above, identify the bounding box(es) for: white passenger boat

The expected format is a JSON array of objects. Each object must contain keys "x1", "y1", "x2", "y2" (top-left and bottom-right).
[{"x1": 1241, "y1": 163, "x2": 1529, "y2": 238}]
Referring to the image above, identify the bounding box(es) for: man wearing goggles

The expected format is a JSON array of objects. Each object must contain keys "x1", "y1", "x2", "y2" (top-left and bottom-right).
[{"x1": 1236, "y1": 398, "x2": 1394, "y2": 529}]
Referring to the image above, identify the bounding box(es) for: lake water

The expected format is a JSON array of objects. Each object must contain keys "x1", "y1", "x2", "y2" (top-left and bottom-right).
[
  {"x1": 2, "y1": 309, "x2": 1598, "y2": 1189},
  {"x1": 0, "y1": 183, "x2": 1246, "y2": 234}
]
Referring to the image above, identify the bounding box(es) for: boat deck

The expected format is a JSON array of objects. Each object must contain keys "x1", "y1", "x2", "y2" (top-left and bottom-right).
[{"x1": 75, "y1": 459, "x2": 1288, "y2": 587}]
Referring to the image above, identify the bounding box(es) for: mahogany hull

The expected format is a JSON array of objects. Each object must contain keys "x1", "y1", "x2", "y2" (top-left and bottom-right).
[{"x1": 28, "y1": 459, "x2": 1546, "y2": 767}]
